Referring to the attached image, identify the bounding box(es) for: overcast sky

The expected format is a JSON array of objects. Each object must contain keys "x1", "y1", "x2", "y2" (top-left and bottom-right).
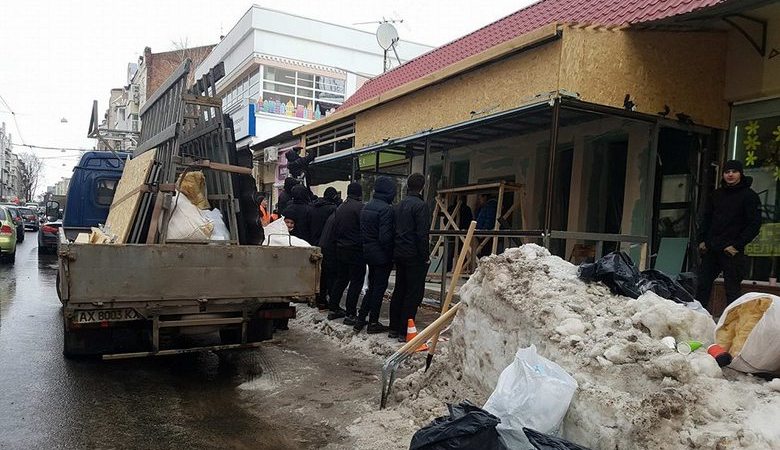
[{"x1": 0, "y1": 0, "x2": 533, "y2": 196}]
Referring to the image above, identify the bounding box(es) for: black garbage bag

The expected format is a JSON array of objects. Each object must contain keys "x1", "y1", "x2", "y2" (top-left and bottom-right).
[
  {"x1": 578, "y1": 252, "x2": 694, "y2": 304},
  {"x1": 578, "y1": 251, "x2": 642, "y2": 298},
  {"x1": 637, "y1": 269, "x2": 696, "y2": 304},
  {"x1": 409, "y1": 401, "x2": 506, "y2": 450},
  {"x1": 675, "y1": 272, "x2": 697, "y2": 297},
  {"x1": 523, "y1": 427, "x2": 592, "y2": 450}
]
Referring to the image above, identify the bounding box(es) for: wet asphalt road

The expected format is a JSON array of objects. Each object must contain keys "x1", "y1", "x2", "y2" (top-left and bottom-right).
[{"x1": 0, "y1": 232, "x2": 367, "y2": 449}]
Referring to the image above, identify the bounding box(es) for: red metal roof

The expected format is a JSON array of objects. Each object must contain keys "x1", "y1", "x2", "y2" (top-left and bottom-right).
[{"x1": 340, "y1": 0, "x2": 728, "y2": 110}]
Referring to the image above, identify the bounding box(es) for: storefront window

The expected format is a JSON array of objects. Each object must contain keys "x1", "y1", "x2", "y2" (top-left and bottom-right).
[{"x1": 731, "y1": 99, "x2": 780, "y2": 281}]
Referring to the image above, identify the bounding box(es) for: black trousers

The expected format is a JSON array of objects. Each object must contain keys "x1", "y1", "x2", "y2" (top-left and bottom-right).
[
  {"x1": 329, "y1": 250, "x2": 366, "y2": 316},
  {"x1": 696, "y1": 250, "x2": 745, "y2": 310},
  {"x1": 358, "y1": 263, "x2": 393, "y2": 323},
  {"x1": 389, "y1": 260, "x2": 429, "y2": 336},
  {"x1": 316, "y1": 252, "x2": 337, "y2": 305}
]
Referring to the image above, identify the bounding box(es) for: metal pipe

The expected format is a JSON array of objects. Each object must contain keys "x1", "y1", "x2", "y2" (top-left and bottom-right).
[{"x1": 544, "y1": 97, "x2": 561, "y2": 233}]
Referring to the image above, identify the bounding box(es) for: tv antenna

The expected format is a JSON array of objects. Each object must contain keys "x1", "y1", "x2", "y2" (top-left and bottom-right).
[{"x1": 355, "y1": 18, "x2": 403, "y2": 72}]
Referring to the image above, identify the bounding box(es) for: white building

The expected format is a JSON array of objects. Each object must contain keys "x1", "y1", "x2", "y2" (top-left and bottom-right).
[
  {"x1": 0, "y1": 122, "x2": 14, "y2": 200},
  {"x1": 194, "y1": 6, "x2": 433, "y2": 150}
]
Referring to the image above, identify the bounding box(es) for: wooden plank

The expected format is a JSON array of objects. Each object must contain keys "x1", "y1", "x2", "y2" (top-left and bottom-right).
[
  {"x1": 105, "y1": 149, "x2": 157, "y2": 244},
  {"x1": 145, "y1": 193, "x2": 165, "y2": 244},
  {"x1": 436, "y1": 181, "x2": 524, "y2": 195}
]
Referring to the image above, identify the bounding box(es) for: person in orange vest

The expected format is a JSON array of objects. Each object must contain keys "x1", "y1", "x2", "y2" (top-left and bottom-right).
[{"x1": 257, "y1": 195, "x2": 277, "y2": 227}]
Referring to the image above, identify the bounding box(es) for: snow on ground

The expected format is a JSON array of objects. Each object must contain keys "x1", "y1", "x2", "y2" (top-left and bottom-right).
[{"x1": 292, "y1": 244, "x2": 780, "y2": 449}]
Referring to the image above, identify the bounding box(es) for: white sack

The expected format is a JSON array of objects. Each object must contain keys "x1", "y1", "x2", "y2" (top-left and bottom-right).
[
  {"x1": 166, "y1": 193, "x2": 213, "y2": 240},
  {"x1": 262, "y1": 217, "x2": 310, "y2": 247},
  {"x1": 200, "y1": 208, "x2": 230, "y2": 241},
  {"x1": 715, "y1": 292, "x2": 780, "y2": 374},
  {"x1": 483, "y1": 345, "x2": 578, "y2": 448}
]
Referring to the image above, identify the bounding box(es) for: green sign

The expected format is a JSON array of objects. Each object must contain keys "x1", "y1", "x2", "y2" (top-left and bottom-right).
[{"x1": 745, "y1": 223, "x2": 780, "y2": 257}]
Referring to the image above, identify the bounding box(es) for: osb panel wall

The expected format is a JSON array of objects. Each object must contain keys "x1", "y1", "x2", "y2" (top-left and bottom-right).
[
  {"x1": 725, "y1": 3, "x2": 780, "y2": 101},
  {"x1": 559, "y1": 28, "x2": 729, "y2": 129},
  {"x1": 354, "y1": 40, "x2": 562, "y2": 147}
]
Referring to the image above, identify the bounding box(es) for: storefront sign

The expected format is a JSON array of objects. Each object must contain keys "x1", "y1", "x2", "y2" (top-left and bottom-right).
[
  {"x1": 745, "y1": 222, "x2": 780, "y2": 257},
  {"x1": 232, "y1": 101, "x2": 256, "y2": 140}
]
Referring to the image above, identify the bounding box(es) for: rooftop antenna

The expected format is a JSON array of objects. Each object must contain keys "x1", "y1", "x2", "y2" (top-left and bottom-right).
[{"x1": 355, "y1": 18, "x2": 403, "y2": 72}]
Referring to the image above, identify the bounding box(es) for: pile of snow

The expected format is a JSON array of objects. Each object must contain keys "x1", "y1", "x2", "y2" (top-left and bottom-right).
[
  {"x1": 437, "y1": 244, "x2": 780, "y2": 449},
  {"x1": 294, "y1": 245, "x2": 780, "y2": 449}
]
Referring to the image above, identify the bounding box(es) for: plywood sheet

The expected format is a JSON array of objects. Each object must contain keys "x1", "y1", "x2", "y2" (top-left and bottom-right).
[
  {"x1": 355, "y1": 40, "x2": 562, "y2": 147},
  {"x1": 559, "y1": 27, "x2": 729, "y2": 129},
  {"x1": 105, "y1": 149, "x2": 157, "y2": 243}
]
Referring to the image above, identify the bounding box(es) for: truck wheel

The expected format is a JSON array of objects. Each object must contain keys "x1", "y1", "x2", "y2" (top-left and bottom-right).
[{"x1": 63, "y1": 327, "x2": 84, "y2": 359}]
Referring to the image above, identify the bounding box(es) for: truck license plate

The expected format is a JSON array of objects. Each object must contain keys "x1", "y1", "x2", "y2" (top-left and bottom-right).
[{"x1": 74, "y1": 309, "x2": 140, "y2": 324}]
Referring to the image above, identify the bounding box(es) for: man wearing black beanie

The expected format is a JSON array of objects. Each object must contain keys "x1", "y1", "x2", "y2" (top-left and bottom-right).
[
  {"x1": 696, "y1": 159, "x2": 761, "y2": 309},
  {"x1": 328, "y1": 182, "x2": 366, "y2": 323}
]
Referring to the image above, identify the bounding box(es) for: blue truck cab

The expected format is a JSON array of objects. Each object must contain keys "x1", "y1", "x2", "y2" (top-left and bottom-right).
[{"x1": 62, "y1": 151, "x2": 130, "y2": 228}]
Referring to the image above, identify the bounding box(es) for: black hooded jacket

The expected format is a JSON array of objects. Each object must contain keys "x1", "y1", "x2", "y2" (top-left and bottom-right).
[
  {"x1": 697, "y1": 176, "x2": 762, "y2": 252},
  {"x1": 332, "y1": 195, "x2": 364, "y2": 256},
  {"x1": 310, "y1": 196, "x2": 338, "y2": 246},
  {"x1": 393, "y1": 192, "x2": 431, "y2": 262},
  {"x1": 361, "y1": 177, "x2": 397, "y2": 266},
  {"x1": 277, "y1": 177, "x2": 299, "y2": 214},
  {"x1": 283, "y1": 185, "x2": 313, "y2": 243}
]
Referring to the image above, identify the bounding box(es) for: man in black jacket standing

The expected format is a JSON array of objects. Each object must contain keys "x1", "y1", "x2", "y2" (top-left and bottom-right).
[
  {"x1": 277, "y1": 177, "x2": 299, "y2": 214},
  {"x1": 328, "y1": 182, "x2": 366, "y2": 324},
  {"x1": 355, "y1": 176, "x2": 396, "y2": 333},
  {"x1": 389, "y1": 173, "x2": 431, "y2": 341},
  {"x1": 696, "y1": 159, "x2": 762, "y2": 309},
  {"x1": 310, "y1": 187, "x2": 339, "y2": 246}
]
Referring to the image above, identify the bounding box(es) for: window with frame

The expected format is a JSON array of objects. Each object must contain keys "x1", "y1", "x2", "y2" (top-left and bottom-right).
[
  {"x1": 730, "y1": 98, "x2": 780, "y2": 281},
  {"x1": 95, "y1": 179, "x2": 118, "y2": 206},
  {"x1": 259, "y1": 66, "x2": 345, "y2": 120}
]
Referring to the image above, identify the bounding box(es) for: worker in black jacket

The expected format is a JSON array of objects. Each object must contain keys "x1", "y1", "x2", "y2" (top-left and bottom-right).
[
  {"x1": 328, "y1": 182, "x2": 366, "y2": 323},
  {"x1": 316, "y1": 213, "x2": 338, "y2": 309},
  {"x1": 389, "y1": 173, "x2": 431, "y2": 341},
  {"x1": 696, "y1": 159, "x2": 762, "y2": 308},
  {"x1": 282, "y1": 185, "x2": 313, "y2": 244},
  {"x1": 309, "y1": 187, "x2": 339, "y2": 246},
  {"x1": 354, "y1": 176, "x2": 397, "y2": 333},
  {"x1": 277, "y1": 177, "x2": 299, "y2": 214}
]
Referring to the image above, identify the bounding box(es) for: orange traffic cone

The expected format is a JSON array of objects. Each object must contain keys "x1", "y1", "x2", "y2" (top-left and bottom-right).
[{"x1": 406, "y1": 319, "x2": 429, "y2": 352}]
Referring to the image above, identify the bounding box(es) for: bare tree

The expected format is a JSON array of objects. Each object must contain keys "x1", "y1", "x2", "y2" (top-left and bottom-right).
[
  {"x1": 170, "y1": 37, "x2": 213, "y2": 89},
  {"x1": 18, "y1": 152, "x2": 44, "y2": 202}
]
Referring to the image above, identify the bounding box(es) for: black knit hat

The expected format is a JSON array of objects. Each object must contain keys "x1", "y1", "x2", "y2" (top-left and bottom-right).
[
  {"x1": 323, "y1": 187, "x2": 338, "y2": 199},
  {"x1": 347, "y1": 182, "x2": 362, "y2": 199},
  {"x1": 723, "y1": 159, "x2": 744, "y2": 174}
]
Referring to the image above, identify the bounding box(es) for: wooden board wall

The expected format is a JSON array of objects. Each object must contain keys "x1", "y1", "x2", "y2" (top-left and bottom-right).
[
  {"x1": 559, "y1": 27, "x2": 729, "y2": 129},
  {"x1": 105, "y1": 149, "x2": 157, "y2": 243},
  {"x1": 354, "y1": 40, "x2": 562, "y2": 147}
]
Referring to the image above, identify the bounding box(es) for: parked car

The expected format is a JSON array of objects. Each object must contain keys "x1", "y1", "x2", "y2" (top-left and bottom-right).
[
  {"x1": 38, "y1": 219, "x2": 61, "y2": 254},
  {"x1": 17, "y1": 206, "x2": 39, "y2": 231},
  {"x1": 0, "y1": 206, "x2": 17, "y2": 263},
  {"x1": 1, "y1": 205, "x2": 25, "y2": 243}
]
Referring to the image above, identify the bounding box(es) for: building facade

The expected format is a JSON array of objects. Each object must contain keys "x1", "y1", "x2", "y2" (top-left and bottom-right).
[
  {"x1": 193, "y1": 6, "x2": 433, "y2": 196},
  {"x1": 94, "y1": 44, "x2": 215, "y2": 152},
  {"x1": 295, "y1": 0, "x2": 780, "y2": 310},
  {"x1": 0, "y1": 122, "x2": 24, "y2": 202}
]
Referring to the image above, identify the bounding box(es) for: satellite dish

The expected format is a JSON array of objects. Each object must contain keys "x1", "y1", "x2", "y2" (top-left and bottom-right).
[{"x1": 376, "y1": 22, "x2": 399, "y2": 51}]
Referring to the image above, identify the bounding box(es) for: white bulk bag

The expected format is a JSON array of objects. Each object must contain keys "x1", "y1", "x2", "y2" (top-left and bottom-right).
[
  {"x1": 262, "y1": 217, "x2": 310, "y2": 247},
  {"x1": 715, "y1": 292, "x2": 780, "y2": 374},
  {"x1": 166, "y1": 193, "x2": 213, "y2": 240}
]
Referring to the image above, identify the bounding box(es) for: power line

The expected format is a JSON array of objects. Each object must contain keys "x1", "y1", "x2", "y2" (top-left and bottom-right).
[
  {"x1": 0, "y1": 93, "x2": 26, "y2": 145},
  {"x1": 11, "y1": 142, "x2": 93, "y2": 152}
]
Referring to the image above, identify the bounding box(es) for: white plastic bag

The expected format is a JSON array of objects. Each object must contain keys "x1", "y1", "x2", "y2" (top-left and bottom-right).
[
  {"x1": 483, "y1": 345, "x2": 578, "y2": 447},
  {"x1": 200, "y1": 208, "x2": 230, "y2": 241},
  {"x1": 715, "y1": 292, "x2": 780, "y2": 374}
]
